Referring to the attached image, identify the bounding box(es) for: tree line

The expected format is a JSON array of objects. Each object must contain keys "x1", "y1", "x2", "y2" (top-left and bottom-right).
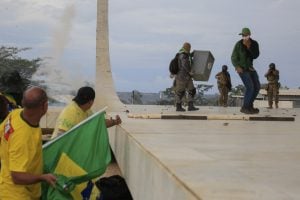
[{"x1": 0, "y1": 46, "x2": 295, "y2": 106}]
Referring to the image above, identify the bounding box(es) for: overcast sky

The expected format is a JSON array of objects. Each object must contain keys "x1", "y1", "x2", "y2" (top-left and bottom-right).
[{"x1": 1, "y1": 0, "x2": 299, "y2": 94}]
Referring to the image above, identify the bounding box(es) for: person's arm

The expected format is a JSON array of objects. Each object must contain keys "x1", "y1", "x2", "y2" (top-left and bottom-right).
[
  {"x1": 105, "y1": 115, "x2": 122, "y2": 128},
  {"x1": 56, "y1": 129, "x2": 66, "y2": 137},
  {"x1": 275, "y1": 70, "x2": 280, "y2": 81},
  {"x1": 231, "y1": 42, "x2": 243, "y2": 73},
  {"x1": 179, "y1": 53, "x2": 192, "y2": 73},
  {"x1": 265, "y1": 70, "x2": 271, "y2": 78},
  {"x1": 227, "y1": 73, "x2": 232, "y2": 90},
  {"x1": 248, "y1": 39, "x2": 260, "y2": 59},
  {"x1": 50, "y1": 128, "x2": 67, "y2": 139},
  {"x1": 11, "y1": 171, "x2": 56, "y2": 187}
]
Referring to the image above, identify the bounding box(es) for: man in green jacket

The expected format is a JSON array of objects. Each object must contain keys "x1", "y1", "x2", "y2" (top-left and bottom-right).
[{"x1": 231, "y1": 27, "x2": 260, "y2": 114}]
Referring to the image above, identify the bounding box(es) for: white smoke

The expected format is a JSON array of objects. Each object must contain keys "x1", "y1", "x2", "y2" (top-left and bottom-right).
[{"x1": 33, "y1": 3, "x2": 90, "y2": 99}]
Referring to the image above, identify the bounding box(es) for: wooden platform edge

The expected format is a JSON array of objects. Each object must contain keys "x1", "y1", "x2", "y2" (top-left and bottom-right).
[
  {"x1": 161, "y1": 115, "x2": 207, "y2": 120},
  {"x1": 127, "y1": 114, "x2": 295, "y2": 121},
  {"x1": 249, "y1": 116, "x2": 295, "y2": 121}
]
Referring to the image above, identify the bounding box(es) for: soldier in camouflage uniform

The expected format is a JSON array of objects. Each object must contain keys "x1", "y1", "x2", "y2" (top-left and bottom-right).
[
  {"x1": 174, "y1": 42, "x2": 199, "y2": 112},
  {"x1": 215, "y1": 65, "x2": 232, "y2": 107},
  {"x1": 264, "y1": 63, "x2": 280, "y2": 108}
]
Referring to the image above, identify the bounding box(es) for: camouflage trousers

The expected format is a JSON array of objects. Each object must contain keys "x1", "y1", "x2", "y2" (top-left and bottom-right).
[
  {"x1": 267, "y1": 83, "x2": 279, "y2": 107},
  {"x1": 174, "y1": 79, "x2": 196, "y2": 104},
  {"x1": 218, "y1": 85, "x2": 229, "y2": 107}
]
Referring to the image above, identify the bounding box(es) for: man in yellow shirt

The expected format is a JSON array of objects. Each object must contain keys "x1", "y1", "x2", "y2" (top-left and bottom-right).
[
  {"x1": 51, "y1": 86, "x2": 121, "y2": 139},
  {"x1": 0, "y1": 87, "x2": 56, "y2": 200}
]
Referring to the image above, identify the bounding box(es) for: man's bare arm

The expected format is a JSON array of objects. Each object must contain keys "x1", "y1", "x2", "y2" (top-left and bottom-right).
[{"x1": 11, "y1": 171, "x2": 57, "y2": 187}]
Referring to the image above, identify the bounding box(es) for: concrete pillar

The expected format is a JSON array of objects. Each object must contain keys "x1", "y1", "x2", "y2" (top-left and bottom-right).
[{"x1": 94, "y1": 0, "x2": 125, "y2": 112}]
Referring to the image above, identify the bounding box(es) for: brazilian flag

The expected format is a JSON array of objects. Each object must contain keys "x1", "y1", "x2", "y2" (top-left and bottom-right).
[{"x1": 41, "y1": 109, "x2": 111, "y2": 199}]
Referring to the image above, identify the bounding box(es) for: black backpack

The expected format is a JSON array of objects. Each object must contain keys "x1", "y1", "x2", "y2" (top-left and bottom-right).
[
  {"x1": 169, "y1": 53, "x2": 180, "y2": 75},
  {"x1": 95, "y1": 175, "x2": 133, "y2": 200}
]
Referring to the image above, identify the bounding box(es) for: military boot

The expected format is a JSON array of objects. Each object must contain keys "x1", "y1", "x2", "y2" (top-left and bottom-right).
[
  {"x1": 176, "y1": 103, "x2": 185, "y2": 112},
  {"x1": 188, "y1": 102, "x2": 199, "y2": 111},
  {"x1": 267, "y1": 102, "x2": 273, "y2": 109}
]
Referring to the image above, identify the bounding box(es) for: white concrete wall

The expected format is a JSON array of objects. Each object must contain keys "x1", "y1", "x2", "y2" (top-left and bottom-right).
[{"x1": 108, "y1": 125, "x2": 201, "y2": 200}]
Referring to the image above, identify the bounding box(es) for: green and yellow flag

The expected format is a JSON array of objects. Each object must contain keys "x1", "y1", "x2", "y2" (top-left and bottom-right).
[{"x1": 41, "y1": 109, "x2": 111, "y2": 199}]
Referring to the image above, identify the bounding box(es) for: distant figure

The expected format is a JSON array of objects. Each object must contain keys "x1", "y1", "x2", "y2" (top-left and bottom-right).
[
  {"x1": 265, "y1": 63, "x2": 280, "y2": 109},
  {"x1": 215, "y1": 65, "x2": 232, "y2": 107},
  {"x1": 51, "y1": 86, "x2": 122, "y2": 139},
  {"x1": 231, "y1": 27, "x2": 260, "y2": 114},
  {"x1": 0, "y1": 92, "x2": 19, "y2": 125},
  {"x1": 0, "y1": 94, "x2": 9, "y2": 124},
  {"x1": 0, "y1": 70, "x2": 25, "y2": 106},
  {"x1": 0, "y1": 87, "x2": 57, "y2": 199},
  {"x1": 174, "y1": 42, "x2": 199, "y2": 112}
]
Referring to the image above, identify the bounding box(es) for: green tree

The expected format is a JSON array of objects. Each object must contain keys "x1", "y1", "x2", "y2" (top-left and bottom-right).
[
  {"x1": 230, "y1": 84, "x2": 245, "y2": 96},
  {"x1": 227, "y1": 84, "x2": 246, "y2": 107},
  {"x1": 194, "y1": 84, "x2": 213, "y2": 105},
  {"x1": 0, "y1": 46, "x2": 42, "y2": 105},
  {"x1": 162, "y1": 87, "x2": 175, "y2": 99},
  {"x1": 157, "y1": 87, "x2": 174, "y2": 105}
]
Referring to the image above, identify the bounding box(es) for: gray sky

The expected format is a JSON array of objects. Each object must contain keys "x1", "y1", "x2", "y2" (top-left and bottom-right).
[{"x1": 1, "y1": 0, "x2": 299, "y2": 93}]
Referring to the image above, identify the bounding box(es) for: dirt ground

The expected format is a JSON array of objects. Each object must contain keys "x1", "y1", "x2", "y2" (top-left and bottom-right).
[{"x1": 101, "y1": 160, "x2": 122, "y2": 177}]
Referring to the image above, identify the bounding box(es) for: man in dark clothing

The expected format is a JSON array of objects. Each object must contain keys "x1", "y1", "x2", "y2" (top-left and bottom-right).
[
  {"x1": 231, "y1": 27, "x2": 260, "y2": 114},
  {"x1": 174, "y1": 42, "x2": 199, "y2": 112},
  {"x1": 0, "y1": 70, "x2": 25, "y2": 106},
  {"x1": 0, "y1": 94, "x2": 9, "y2": 123},
  {"x1": 265, "y1": 63, "x2": 280, "y2": 109},
  {"x1": 215, "y1": 65, "x2": 232, "y2": 107}
]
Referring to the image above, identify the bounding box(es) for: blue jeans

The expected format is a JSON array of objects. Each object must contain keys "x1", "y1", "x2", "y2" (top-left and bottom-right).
[{"x1": 239, "y1": 70, "x2": 260, "y2": 108}]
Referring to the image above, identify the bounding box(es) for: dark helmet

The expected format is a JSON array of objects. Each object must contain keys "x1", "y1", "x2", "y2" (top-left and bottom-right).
[
  {"x1": 269, "y1": 63, "x2": 276, "y2": 69},
  {"x1": 222, "y1": 65, "x2": 228, "y2": 71}
]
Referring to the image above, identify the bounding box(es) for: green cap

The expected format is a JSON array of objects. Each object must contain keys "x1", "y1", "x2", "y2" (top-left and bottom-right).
[{"x1": 239, "y1": 27, "x2": 251, "y2": 35}]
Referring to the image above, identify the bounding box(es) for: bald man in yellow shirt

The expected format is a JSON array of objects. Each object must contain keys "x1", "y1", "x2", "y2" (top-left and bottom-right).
[{"x1": 0, "y1": 87, "x2": 56, "y2": 200}]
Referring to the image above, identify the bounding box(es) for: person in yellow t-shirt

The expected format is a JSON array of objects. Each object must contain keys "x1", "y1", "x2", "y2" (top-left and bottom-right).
[
  {"x1": 51, "y1": 86, "x2": 122, "y2": 139},
  {"x1": 0, "y1": 87, "x2": 57, "y2": 200}
]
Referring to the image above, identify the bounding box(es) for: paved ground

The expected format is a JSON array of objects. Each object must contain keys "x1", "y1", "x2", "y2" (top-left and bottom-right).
[
  {"x1": 109, "y1": 105, "x2": 300, "y2": 200},
  {"x1": 42, "y1": 105, "x2": 299, "y2": 199}
]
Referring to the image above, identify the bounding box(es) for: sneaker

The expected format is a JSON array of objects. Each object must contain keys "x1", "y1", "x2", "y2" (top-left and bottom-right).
[{"x1": 240, "y1": 107, "x2": 255, "y2": 114}]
